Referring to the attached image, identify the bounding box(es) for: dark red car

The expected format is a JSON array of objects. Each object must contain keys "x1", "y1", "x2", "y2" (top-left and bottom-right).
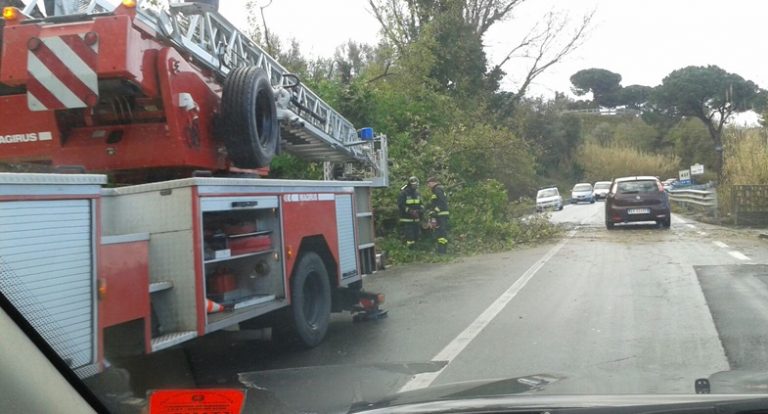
[{"x1": 605, "y1": 176, "x2": 670, "y2": 229}]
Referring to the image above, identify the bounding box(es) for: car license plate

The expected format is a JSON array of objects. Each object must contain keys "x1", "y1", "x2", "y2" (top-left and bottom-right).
[{"x1": 628, "y1": 208, "x2": 650, "y2": 215}]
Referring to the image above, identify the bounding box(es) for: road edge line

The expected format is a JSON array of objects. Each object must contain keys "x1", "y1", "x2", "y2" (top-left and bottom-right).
[{"x1": 398, "y1": 230, "x2": 575, "y2": 392}]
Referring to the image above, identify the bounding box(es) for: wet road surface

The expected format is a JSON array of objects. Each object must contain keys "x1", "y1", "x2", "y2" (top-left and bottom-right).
[{"x1": 136, "y1": 201, "x2": 768, "y2": 401}]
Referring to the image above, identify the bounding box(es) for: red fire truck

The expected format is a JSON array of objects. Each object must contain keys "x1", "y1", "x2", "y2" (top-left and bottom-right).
[{"x1": 0, "y1": 0, "x2": 388, "y2": 379}]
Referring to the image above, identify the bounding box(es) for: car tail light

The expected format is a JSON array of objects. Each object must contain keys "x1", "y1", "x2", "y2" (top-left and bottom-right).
[{"x1": 657, "y1": 181, "x2": 664, "y2": 192}]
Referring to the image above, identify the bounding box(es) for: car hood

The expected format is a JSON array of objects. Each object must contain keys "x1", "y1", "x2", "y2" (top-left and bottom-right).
[
  {"x1": 237, "y1": 363, "x2": 562, "y2": 413},
  {"x1": 236, "y1": 366, "x2": 768, "y2": 414},
  {"x1": 594, "y1": 188, "x2": 609, "y2": 194}
]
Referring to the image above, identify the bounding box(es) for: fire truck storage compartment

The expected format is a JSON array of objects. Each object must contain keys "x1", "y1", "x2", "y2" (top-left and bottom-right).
[
  {"x1": 100, "y1": 177, "x2": 289, "y2": 346},
  {"x1": 0, "y1": 173, "x2": 106, "y2": 377},
  {"x1": 355, "y1": 187, "x2": 376, "y2": 275},
  {"x1": 200, "y1": 195, "x2": 283, "y2": 327}
]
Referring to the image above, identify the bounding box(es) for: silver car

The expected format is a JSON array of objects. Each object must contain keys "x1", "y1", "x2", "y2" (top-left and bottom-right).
[
  {"x1": 536, "y1": 187, "x2": 563, "y2": 212},
  {"x1": 593, "y1": 181, "x2": 612, "y2": 200},
  {"x1": 571, "y1": 183, "x2": 595, "y2": 204}
]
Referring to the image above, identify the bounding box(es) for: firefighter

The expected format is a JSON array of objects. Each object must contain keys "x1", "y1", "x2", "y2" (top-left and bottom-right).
[
  {"x1": 397, "y1": 176, "x2": 423, "y2": 247},
  {"x1": 426, "y1": 177, "x2": 449, "y2": 254}
]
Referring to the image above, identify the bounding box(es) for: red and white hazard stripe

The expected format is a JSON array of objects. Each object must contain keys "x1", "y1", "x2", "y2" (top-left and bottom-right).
[{"x1": 27, "y1": 34, "x2": 99, "y2": 111}]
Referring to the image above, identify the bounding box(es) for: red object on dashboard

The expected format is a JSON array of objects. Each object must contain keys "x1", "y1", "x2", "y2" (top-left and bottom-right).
[{"x1": 148, "y1": 389, "x2": 245, "y2": 414}]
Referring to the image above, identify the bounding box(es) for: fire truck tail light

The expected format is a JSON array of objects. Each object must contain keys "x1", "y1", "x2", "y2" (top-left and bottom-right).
[
  {"x1": 2, "y1": 7, "x2": 19, "y2": 20},
  {"x1": 97, "y1": 278, "x2": 107, "y2": 300},
  {"x1": 121, "y1": 0, "x2": 137, "y2": 7},
  {"x1": 27, "y1": 37, "x2": 41, "y2": 51},
  {"x1": 84, "y1": 32, "x2": 99, "y2": 46}
]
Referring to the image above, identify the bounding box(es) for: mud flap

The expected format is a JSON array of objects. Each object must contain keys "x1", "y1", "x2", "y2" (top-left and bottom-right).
[{"x1": 332, "y1": 287, "x2": 388, "y2": 322}]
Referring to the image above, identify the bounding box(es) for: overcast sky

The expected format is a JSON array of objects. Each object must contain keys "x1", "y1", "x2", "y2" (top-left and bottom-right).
[{"x1": 219, "y1": 0, "x2": 768, "y2": 107}]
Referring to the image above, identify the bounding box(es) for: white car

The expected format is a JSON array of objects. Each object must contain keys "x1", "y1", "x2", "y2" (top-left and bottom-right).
[
  {"x1": 593, "y1": 181, "x2": 612, "y2": 200},
  {"x1": 536, "y1": 187, "x2": 563, "y2": 212},
  {"x1": 571, "y1": 183, "x2": 595, "y2": 204}
]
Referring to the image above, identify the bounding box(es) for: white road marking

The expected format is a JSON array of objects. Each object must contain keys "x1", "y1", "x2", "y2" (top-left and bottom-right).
[
  {"x1": 729, "y1": 251, "x2": 750, "y2": 261},
  {"x1": 686, "y1": 224, "x2": 696, "y2": 229},
  {"x1": 398, "y1": 231, "x2": 575, "y2": 392},
  {"x1": 697, "y1": 231, "x2": 708, "y2": 236},
  {"x1": 713, "y1": 241, "x2": 729, "y2": 249},
  {"x1": 674, "y1": 215, "x2": 688, "y2": 224}
]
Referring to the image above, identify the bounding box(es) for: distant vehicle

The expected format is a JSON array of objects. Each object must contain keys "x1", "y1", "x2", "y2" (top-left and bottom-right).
[
  {"x1": 605, "y1": 176, "x2": 670, "y2": 229},
  {"x1": 592, "y1": 181, "x2": 612, "y2": 200},
  {"x1": 571, "y1": 183, "x2": 595, "y2": 204},
  {"x1": 662, "y1": 178, "x2": 677, "y2": 192},
  {"x1": 536, "y1": 187, "x2": 563, "y2": 212}
]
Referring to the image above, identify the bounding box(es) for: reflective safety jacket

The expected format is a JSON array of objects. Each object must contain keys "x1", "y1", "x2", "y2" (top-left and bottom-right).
[
  {"x1": 397, "y1": 185, "x2": 423, "y2": 222},
  {"x1": 428, "y1": 185, "x2": 449, "y2": 217}
]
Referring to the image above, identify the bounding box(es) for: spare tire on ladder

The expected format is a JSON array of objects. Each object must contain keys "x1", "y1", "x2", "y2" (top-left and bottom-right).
[{"x1": 221, "y1": 67, "x2": 279, "y2": 168}]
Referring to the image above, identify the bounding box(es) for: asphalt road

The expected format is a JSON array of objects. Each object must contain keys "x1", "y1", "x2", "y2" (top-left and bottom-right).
[{"x1": 130, "y1": 201, "x2": 768, "y2": 407}]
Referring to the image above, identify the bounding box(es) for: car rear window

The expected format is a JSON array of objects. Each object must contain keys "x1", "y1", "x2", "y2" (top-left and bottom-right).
[
  {"x1": 594, "y1": 182, "x2": 611, "y2": 189},
  {"x1": 617, "y1": 180, "x2": 658, "y2": 193},
  {"x1": 573, "y1": 184, "x2": 591, "y2": 191},
  {"x1": 538, "y1": 189, "x2": 558, "y2": 198}
]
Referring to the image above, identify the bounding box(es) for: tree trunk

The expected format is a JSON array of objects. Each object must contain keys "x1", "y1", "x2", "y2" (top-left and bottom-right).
[{"x1": 705, "y1": 121, "x2": 724, "y2": 179}]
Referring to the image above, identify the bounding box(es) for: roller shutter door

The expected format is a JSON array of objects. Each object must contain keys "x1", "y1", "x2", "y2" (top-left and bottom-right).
[{"x1": 0, "y1": 199, "x2": 94, "y2": 369}]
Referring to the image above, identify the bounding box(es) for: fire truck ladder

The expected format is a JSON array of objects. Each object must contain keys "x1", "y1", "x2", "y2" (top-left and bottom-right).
[{"x1": 133, "y1": 2, "x2": 386, "y2": 181}]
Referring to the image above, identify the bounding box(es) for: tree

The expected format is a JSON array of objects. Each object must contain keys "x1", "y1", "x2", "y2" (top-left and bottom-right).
[
  {"x1": 666, "y1": 118, "x2": 716, "y2": 170},
  {"x1": 369, "y1": 0, "x2": 593, "y2": 106},
  {"x1": 589, "y1": 122, "x2": 614, "y2": 145},
  {"x1": 367, "y1": 0, "x2": 524, "y2": 53},
  {"x1": 515, "y1": 98, "x2": 583, "y2": 176},
  {"x1": 570, "y1": 68, "x2": 622, "y2": 108},
  {"x1": 651, "y1": 65, "x2": 764, "y2": 175},
  {"x1": 493, "y1": 10, "x2": 593, "y2": 108},
  {"x1": 620, "y1": 84, "x2": 652, "y2": 109},
  {"x1": 612, "y1": 117, "x2": 657, "y2": 152}
]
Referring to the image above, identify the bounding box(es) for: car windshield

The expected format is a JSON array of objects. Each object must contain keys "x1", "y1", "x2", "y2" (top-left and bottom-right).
[
  {"x1": 538, "y1": 189, "x2": 558, "y2": 198},
  {"x1": 2, "y1": 0, "x2": 768, "y2": 412},
  {"x1": 617, "y1": 180, "x2": 659, "y2": 193},
  {"x1": 573, "y1": 184, "x2": 592, "y2": 191}
]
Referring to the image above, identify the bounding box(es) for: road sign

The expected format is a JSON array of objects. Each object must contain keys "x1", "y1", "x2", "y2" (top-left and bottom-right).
[
  {"x1": 679, "y1": 169, "x2": 691, "y2": 185},
  {"x1": 691, "y1": 163, "x2": 704, "y2": 175}
]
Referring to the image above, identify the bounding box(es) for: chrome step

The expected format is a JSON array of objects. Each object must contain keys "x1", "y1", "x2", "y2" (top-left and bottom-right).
[
  {"x1": 149, "y1": 281, "x2": 173, "y2": 293},
  {"x1": 151, "y1": 331, "x2": 196, "y2": 352}
]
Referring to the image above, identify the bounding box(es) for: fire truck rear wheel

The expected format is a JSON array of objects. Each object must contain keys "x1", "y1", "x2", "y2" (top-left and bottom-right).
[
  {"x1": 221, "y1": 66, "x2": 279, "y2": 168},
  {"x1": 279, "y1": 252, "x2": 331, "y2": 348}
]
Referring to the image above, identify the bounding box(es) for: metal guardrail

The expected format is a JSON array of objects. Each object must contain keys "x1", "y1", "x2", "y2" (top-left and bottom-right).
[{"x1": 668, "y1": 188, "x2": 718, "y2": 210}]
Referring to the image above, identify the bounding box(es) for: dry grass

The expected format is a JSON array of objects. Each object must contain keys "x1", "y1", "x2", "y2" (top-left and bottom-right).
[
  {"x1": 719, "y1": 128, "x2": 768, "y2": 215},
  {"x1": 722, "y1": 129, "x2": 768, "y2": 185},
  {"x1": 576, "y1": 142, "x2": 680, "y2": 181}
]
